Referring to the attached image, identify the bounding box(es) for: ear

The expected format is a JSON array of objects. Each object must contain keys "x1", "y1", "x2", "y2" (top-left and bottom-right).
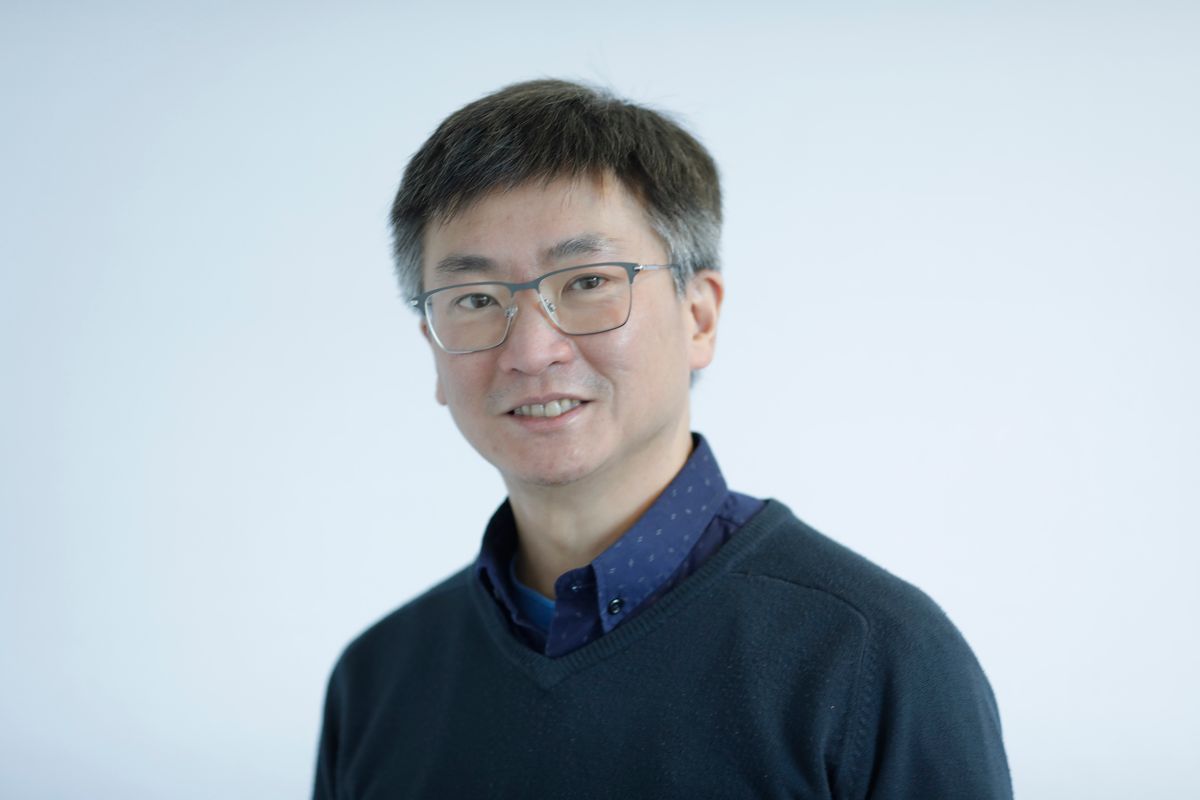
[
  {"x1": 685, "y1": 270, "x2": 724, "y2": 371},
  {"x1": 421, "y1": 320, "x2": 449, "y2": 406}
]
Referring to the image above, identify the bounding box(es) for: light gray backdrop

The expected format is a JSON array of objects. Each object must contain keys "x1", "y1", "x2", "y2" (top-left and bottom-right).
[{"x1": 2, "y1": 2, "x2": 1197, "y2": 798}]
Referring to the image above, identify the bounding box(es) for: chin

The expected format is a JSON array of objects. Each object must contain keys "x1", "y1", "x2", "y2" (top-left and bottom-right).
[
  {"x1": 497, "y1": 448, "x2": 604, "y2": 489},
  {"x1": 516, "y1": 471, "x2": 588, "y2": 488}
]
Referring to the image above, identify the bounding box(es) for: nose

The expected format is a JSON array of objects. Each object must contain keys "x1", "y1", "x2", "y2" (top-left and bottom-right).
[{"x1": 495, "y1": 289, "x2": 575, "y2": 375}]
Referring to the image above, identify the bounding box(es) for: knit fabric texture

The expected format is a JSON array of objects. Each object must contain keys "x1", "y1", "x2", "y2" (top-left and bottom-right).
[{"x1": 313, "y1": 500, "x2": 1012, "y2": 799}]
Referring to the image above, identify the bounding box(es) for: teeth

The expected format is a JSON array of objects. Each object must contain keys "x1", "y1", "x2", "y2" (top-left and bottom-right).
[{"x1": 513, "y1": 398, "x2": 581, "y2": 418}]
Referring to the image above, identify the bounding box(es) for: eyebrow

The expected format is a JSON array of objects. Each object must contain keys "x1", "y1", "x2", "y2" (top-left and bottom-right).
[
  {"x1": 542, "y1": 234, "x2": 619, "y2": 262},
  {"x1": 431, "y1": 234, "x2": 620, "y2": 279},
  {"x1": 432, "y1": 253, "x2": 496, "y2": 277}
]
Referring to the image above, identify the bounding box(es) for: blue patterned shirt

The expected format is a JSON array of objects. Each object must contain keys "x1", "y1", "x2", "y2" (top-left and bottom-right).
[{"x1": 475, "y1": 433, "x2": 764, "y2": 658}]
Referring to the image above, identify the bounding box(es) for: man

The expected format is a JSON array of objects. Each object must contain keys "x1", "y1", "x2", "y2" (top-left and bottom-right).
[{"x1": 313, "y1": 79, "x2": 1012, "y2": 799}]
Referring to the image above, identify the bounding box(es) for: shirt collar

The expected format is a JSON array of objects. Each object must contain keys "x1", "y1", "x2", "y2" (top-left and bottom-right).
[
  {"x1": 474, "y1": 500, "x2": 534, "y2": 634},
  {"x1": 474, "y1": 433, "x2": 728, "y2": 635},
  {"x1": 587, "y1": 433, "x2": 727, "y2": 632}
]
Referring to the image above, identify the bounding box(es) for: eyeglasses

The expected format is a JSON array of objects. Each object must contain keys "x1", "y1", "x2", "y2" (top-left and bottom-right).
[{"x1": 410, "y1": 262, "x2": 678, "y2": 354}]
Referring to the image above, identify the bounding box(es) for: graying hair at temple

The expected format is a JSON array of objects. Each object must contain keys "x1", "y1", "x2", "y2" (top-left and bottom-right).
[{"x1": 389, "y1": 79, "x2": 723, "y2": 304}]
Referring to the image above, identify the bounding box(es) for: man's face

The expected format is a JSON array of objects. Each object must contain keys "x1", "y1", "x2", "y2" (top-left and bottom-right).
[{"x1": 420, "y1": 173, "x2": 720, "y2": 491}]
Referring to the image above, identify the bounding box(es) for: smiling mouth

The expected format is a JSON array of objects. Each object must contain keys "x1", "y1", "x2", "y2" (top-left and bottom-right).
[{"x1": 510, "y1": 398, "x2": 584, "y2": 418}]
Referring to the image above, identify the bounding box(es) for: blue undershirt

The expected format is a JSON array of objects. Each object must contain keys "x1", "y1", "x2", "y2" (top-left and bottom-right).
[{"x1": 508, "y1": 557, "x2": 556, "y2": 631}]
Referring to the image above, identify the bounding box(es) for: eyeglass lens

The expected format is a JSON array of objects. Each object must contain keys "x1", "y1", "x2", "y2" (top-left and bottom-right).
[{"x1": 426, "y1": 264, "x2": 634, "y2": 353}]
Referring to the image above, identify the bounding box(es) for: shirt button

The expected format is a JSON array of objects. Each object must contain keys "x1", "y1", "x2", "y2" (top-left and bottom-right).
[
  {"x1": 570, "y1": 583, "x2": 581, "y2": 593},
  {"x1": 607, "y1": 597, "x2": 625, "y2": 615}
]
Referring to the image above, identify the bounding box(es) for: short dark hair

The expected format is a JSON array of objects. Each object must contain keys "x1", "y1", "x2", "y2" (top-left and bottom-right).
[{"x1": 389, "y1": 79, "x2": 722, "y2": 303}]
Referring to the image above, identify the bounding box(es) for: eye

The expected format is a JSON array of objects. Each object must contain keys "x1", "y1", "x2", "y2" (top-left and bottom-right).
[
  {"x1": 567, "y1": 274, "x2": 608, "y2": 291},
  {"x1": 453, "y1": 292, "x2": 498, "y2": 310}
]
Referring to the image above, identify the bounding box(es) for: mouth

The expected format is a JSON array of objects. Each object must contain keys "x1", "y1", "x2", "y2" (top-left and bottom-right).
[{"x1": 509, "y1": 398, "x2": 586, "y2": 418}]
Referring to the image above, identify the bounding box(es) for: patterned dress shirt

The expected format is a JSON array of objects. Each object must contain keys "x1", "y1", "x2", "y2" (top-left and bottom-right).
[{"x1": 475, "y1": 433, "x2": 764, "y2": 658}]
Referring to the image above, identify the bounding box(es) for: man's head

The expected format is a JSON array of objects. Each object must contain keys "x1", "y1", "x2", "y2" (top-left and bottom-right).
[
  {"x1": 390, "y1": 79, "x2": 722, "y2": 301},
  {"x1": 390, "y1": 80, "x2": 724, "y2": 495}
]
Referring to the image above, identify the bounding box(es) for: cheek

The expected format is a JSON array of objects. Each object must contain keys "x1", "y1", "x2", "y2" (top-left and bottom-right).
[
  {"x1": 639, "y1": 296, "x2": 693, "y2": 368},
  {"x1": 596, "y1": 304, "x2": 691, "y2": 393},
  {"x1": 435, "y1": 358, "x2": 488, "y2": 413}
]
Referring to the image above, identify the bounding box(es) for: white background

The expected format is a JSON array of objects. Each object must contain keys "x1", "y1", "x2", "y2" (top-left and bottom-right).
[{"x1": 2, "y1": 2, "x2": 1197, "y2": 798}]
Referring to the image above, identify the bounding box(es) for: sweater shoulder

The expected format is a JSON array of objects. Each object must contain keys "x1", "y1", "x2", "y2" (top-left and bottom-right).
[
  {"x1": 336, "y1": 565, "x2": 474, "y2": 677},
  {"x1": 741, "y1": 502, "x2": 1009, "y2": 795},
  {"x1": 738, "y1": 501, "x2": 970, "y2": 650}
]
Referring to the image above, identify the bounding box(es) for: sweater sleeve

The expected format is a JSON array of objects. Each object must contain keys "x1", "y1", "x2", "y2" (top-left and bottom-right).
[
  {"x1": 842, "y1": 600, "x2": 1012, "y2": 800},
  {"x1": 312, "y1": 659, "x2": 344, "y2": 800}
]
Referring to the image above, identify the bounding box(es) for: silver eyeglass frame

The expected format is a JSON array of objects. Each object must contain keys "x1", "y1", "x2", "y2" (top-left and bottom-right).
[{"x1": 409, "y1": 261, "x2": 679, "y2": 354}]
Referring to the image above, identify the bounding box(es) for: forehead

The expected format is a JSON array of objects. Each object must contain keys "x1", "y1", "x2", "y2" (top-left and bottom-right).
[{"x1": 421, "y1": 174, "x2": 664, "y2": 285}]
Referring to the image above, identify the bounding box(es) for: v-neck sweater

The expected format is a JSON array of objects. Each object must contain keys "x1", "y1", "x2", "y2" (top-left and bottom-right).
[{"x1": 313, "y1": 500, "x2": 1012, "y2": 799}]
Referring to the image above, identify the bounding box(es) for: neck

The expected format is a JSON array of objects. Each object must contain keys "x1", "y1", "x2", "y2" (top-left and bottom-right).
[{"x1": 506, "y1": 419, "x2": 693, "y2": 598}]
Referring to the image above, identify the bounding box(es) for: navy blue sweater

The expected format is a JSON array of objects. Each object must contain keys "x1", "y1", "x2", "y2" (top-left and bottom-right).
[{"x1": 314, "y1": 500, "x2": 1011, "y2": 799}]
